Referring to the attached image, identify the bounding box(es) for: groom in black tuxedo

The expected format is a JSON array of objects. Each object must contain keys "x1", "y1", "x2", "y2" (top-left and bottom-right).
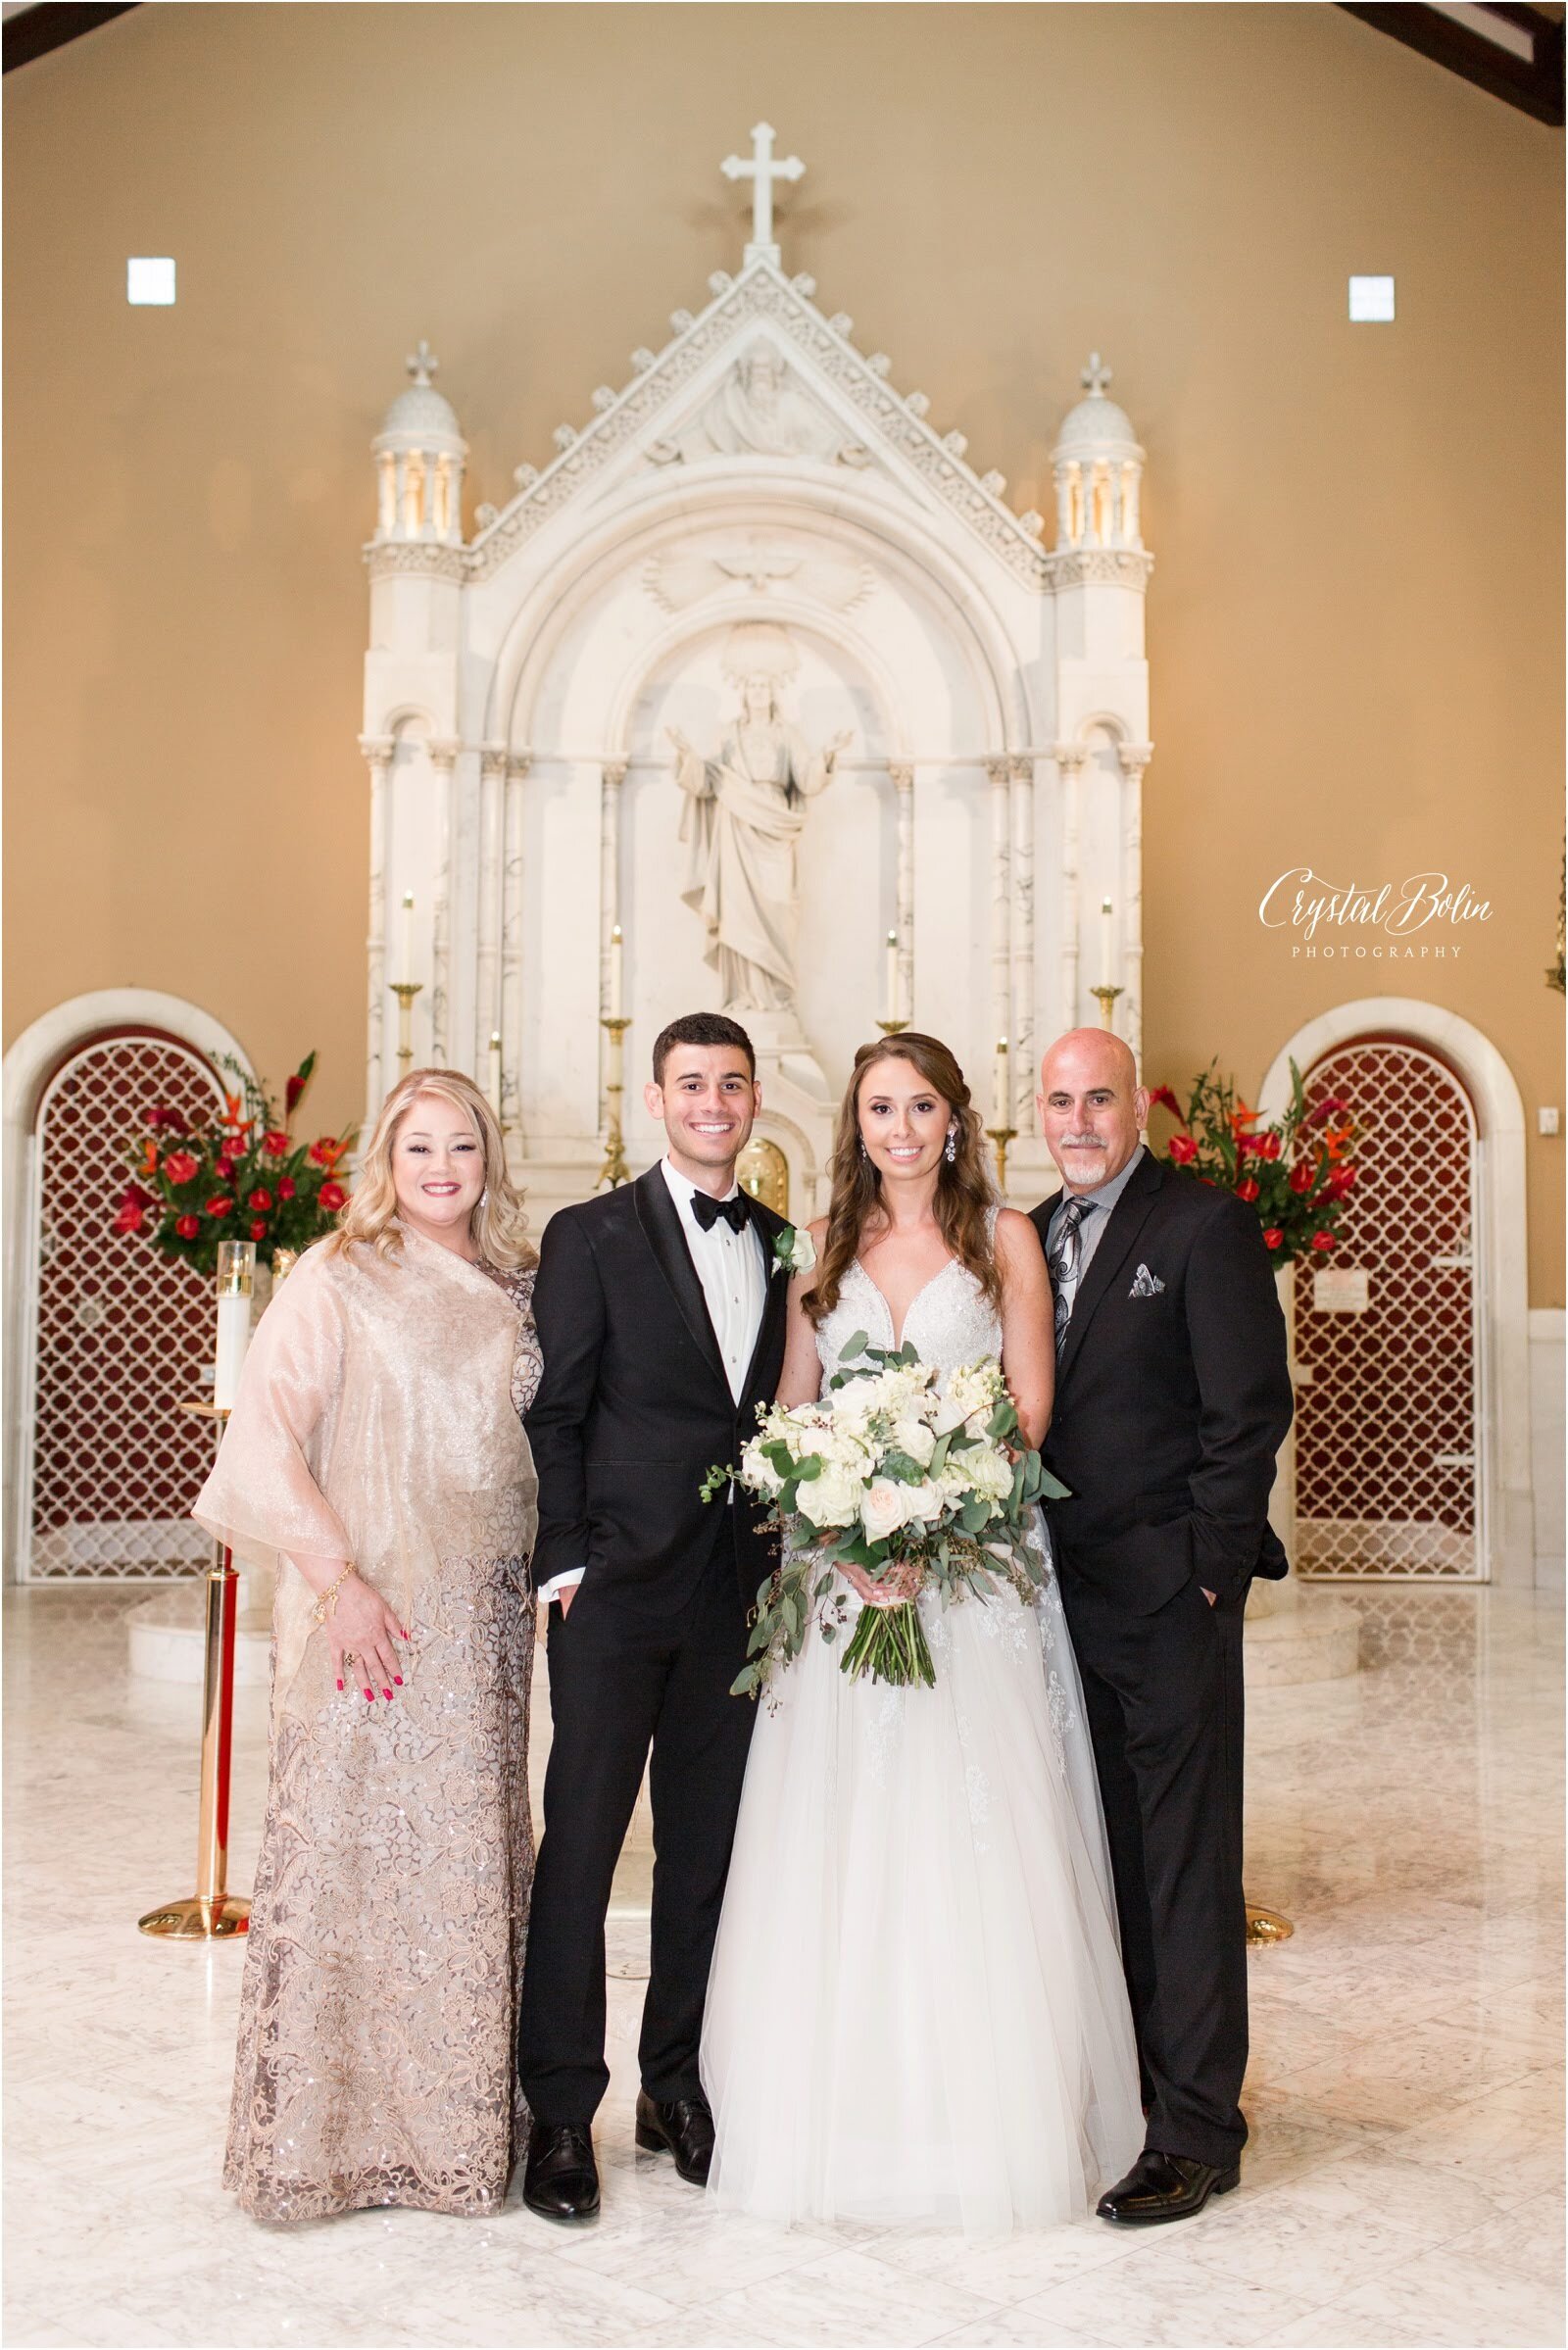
[
  {"x1": 516, "y1": 1011, "x2": 790, "y2": 2221},
  {"x1": 1031, "y1": 1029, "x2": 1292, "y2": 2226}
]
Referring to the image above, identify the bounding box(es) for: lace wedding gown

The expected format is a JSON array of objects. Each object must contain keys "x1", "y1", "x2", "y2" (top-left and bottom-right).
[{"x1": 702, "y1": 1251, "x2": 1144, "y2": 2234}]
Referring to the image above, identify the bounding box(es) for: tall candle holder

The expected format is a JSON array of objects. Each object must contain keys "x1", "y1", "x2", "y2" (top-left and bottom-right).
[
  {"x1": 138, "y1": 1401, "x2": 249, "y2": 1942},
  {"x1": 875, "y1": 1018, "x2": 909, "y2": 1037},
  {"x1": 390, "y1": 979, "x2": 423, "y2": 1069},
  {"x1": 598, "y1": 1014, "x2": 632, "y2": 1189},
  {"x1": 1091, "y1": 983, "x2": 1124, "y2": 1032},
  {"x1": 986, "y1": 1126, "x2": 1018, "y2": 1194}
]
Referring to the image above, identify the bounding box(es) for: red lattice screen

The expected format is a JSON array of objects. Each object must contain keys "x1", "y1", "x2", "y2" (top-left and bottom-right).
[
  {"x1": 24, "y1": 1033, "x2": 226, "y2": 1581},
  {"x1": 1294, "y1": 1041, "x2": 1481, "y2": 1580}
]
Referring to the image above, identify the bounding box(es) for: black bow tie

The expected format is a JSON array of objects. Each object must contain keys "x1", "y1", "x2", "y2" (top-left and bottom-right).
[{"x1": 691, "y1": 1190, "x2": 751, "y2": 1235}]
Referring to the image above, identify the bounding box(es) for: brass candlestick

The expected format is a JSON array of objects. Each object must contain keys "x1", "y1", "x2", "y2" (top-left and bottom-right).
[
  {"x1": 875, "y1": 1018, "x2": 909, "y2": 1037},
  {"x1": 390, "y1": 979, "x2": 423, "y2": 1069},
  {"x1": 1246, "y1": 1904, "x2": 1295, "y2": 1945},
  {"x1": 1091, "y1": 984, "x2": 1124, "y2": 1032},
  {"x1": 138, "y1": 1402, "x2": 250, "y2": 1942},
  {"x1": 599, "y1": 1014, "x2": 632, "y2": 1190},
  {"x1": 987, "y1": 1126, "x2": 1018, "y2": 1194}
]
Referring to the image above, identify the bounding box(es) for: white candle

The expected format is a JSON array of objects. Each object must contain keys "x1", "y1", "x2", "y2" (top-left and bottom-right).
[
  {"x1": 213, "y1": 1242, "x2": 256, "y2": 1412},
  {"x1": 487, "y1": 1032, "x2": 503, "y2": 1118},
  {"x1": 993, "y1": 1037, "x2": 1010, "y2": 1130},
  {"x1": 609, "y1": 924, "x2": 624, "y2": 1019},
  {"x1": 400, "y1": 891, "x2": 415, "y2": 983},
  {"x1": 1101, "y1": 897, "x2": 1114, "y2": 988},
  {"x1": 884, "y1": 930, "x2": 899, "y2": 1024}
]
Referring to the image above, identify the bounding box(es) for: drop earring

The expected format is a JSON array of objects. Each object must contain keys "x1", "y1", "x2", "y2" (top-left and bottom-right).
[{"x1": 944, "y1": 1124, "x2": 958, "y2": 1165}]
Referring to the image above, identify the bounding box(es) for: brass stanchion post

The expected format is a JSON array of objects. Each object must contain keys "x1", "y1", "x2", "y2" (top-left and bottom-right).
[{"x1": 138, "y1": 1401, "x2": 250, "y2": 1940}]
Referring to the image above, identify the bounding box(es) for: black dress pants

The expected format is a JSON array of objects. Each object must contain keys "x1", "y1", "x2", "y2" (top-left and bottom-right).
[
  {"x1": 516, "y1": 1549, "x2": 756, "y2": 2126},
  {"x1": 1060, "y1": 1569, "x2": 1250, "y2": 2171}
]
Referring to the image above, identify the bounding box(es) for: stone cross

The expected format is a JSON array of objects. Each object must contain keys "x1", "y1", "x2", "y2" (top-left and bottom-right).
[
  {"x1": 720, "y1": 122, "x2": 805, "y2": 263},
  {"x1": 1081, "y1": 352, "x2": 1113, "y2": 397},
  {"x1": 406, "y1": 339, "x2": 439, "y2": 387}
]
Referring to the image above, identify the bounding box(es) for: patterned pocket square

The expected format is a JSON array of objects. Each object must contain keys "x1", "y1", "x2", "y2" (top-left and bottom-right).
[{"x1": 1129, "y1": 1264, "x2": 1165, "y2": 1298}]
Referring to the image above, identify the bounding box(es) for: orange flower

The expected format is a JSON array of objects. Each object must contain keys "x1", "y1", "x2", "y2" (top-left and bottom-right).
[
  {"x1": 1323, "y1": 1124, "x2": 1354, "y2": 1162},
  {"x1": 140, "y1": 1140, "x2": 160, "y2": 1176},
  {"x1": 1229, "y1": 1102, "x2": 1260, "y2": 1133},
  {"x1": 220, "y1": 1091, "x2": 256, "y2": 1138}
]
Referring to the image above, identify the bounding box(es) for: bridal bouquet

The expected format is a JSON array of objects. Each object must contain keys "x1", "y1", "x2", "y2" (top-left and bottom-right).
[{"x1": 706, "y1": 1332, "x2": 1069, "y2": 1698}]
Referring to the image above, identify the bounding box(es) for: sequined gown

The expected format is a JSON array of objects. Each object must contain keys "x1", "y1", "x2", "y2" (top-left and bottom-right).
[
  {"x1": 702, "y1": 1249, "x2": 1145, "y2": 2233},
  {"x1": 202, "y1": 1242, "x2": 542, "y2": 2223}
]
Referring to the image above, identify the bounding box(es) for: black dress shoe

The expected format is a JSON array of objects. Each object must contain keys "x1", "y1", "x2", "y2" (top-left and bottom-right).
[
  {"x1": 1097, "y1": 2148, "x2": 1241, "y2": 2225},
  {"x1": 635, "y1": 2088, "x2": 715, "y2": 2185},
  {"x1": 522, "y1": 2120, "x2": 600, "y2": 2222}
]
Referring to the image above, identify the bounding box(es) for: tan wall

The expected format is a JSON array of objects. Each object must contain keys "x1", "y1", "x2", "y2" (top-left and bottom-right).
[{"x1": 6, "y1": 2, "x2": 1562, "y2": 1296}]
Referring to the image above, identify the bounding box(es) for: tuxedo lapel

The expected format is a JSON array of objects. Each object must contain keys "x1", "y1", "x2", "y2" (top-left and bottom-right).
[
  {"x1": 1054, "y1": 1152, "x2": 1168, "y2": 1390},
  {"x1": 632, "y1": 1165, "x2": 731, "y2": 1398},
  {"x1": 739, "y1": 1205, "x2": 788, "y2": 1410}
]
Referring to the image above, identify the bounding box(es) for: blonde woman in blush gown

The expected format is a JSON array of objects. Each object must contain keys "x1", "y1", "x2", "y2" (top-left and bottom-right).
[
  {"x1": 196, "y1": 1069, "x2": 542, "y2": 2222},
  {"x1": 702, "y1": 1035, "x2": 1144, "y2": 2235}
]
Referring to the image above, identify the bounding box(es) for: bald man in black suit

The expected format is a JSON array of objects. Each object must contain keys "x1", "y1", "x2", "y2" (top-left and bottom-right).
[{"x1": 1031, "y1": 1030, "x2": 1292, "y2": 2226}]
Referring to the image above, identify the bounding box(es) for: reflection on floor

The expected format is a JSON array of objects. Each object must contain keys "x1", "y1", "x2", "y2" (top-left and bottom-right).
[{"x1": 4, "y1": 1585, "x2": 1562, "y2": 2350}]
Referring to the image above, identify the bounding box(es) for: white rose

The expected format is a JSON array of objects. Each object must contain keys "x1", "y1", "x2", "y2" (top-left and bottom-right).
[
  {"x1": 889, "y1": 1415, "x2": 937, "y2": 1468},
  {"x1": 963, "y1": 1446, "x2": 1016, "y2": 1506},
  {"x1": 900, "y1": 1478, "x2": 947, "y2": 1525},
  {"x1": 773, "y1": 1224, "x2": 818, "y2": 1277},
  {"x1": 795, "y1": 1462, "x2": 862, "y2": 1530},
  {"x1": 741, "y1": 1442, "x2": 786, "y2": 1497},
  {"x1": 861, "y1": 1477, "x2": 922, "y2": 1543}
]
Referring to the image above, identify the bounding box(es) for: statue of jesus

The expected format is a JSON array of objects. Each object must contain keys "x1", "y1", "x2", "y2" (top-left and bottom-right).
[{"x1": 668, "y1": 678, "x2": 852, "y2": 1014}]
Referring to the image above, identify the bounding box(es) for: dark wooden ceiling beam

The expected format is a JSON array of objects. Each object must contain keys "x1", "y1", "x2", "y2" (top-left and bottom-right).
[
  {"x1": 1339, "y1": 3, "x2": 1565, "y2": 124},
  {"x1": 3, "y1": 4, "x2": 139, "y2": 74}
]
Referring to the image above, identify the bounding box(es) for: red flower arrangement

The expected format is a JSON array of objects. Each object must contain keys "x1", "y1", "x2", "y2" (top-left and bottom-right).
[
  {"x1": 113, "y1": 1052, "x2": 356, "y2": 1275},
  {"x1": 1145, "y1": 1063, "x2": 1361, "y2": 1267}
]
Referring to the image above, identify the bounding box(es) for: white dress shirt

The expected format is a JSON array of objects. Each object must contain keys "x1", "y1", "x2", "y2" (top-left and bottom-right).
[{"x1": 538, "y1": 1157, "x2": 768, "y2": 1601}]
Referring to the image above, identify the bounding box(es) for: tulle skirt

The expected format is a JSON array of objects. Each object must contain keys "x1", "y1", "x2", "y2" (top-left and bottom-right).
[{"x1": 701, "y1": 1569, "x2": 1145, "y2": 2235}]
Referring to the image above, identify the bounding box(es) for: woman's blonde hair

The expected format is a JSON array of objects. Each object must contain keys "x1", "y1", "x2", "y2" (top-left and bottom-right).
[
  {"x1": 326, "y1": 1068, "x2": 536, "y2": 1269},
  {"x1": 803, "y1": 1033, "x2": 1000, "y2": 1325}
]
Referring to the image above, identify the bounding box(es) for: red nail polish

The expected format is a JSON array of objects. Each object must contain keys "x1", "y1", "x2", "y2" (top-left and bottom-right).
[
  {"x1": 364, "y1": 1688, "x2": 374, "y2": 1701},
  {"x1": 394, "y1": 1676, "x2": 403, "y2": 1686},
  {"x1": 382, "y1": 1688, "x2": 393, "y2": 1700},
  {"x1": 336, "y1": 1679, "x2": 344, "y2": 1691}
]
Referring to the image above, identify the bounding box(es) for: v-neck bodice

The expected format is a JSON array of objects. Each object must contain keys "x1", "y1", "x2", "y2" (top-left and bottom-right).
[{"x1": 817, "y1": 1250, "x2": 1004, "y2": 1389}]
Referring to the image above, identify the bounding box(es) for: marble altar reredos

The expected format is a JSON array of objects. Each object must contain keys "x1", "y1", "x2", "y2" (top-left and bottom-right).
[{"x1": 360, "y1": 126, "x2": 1154, "y2": 1224}]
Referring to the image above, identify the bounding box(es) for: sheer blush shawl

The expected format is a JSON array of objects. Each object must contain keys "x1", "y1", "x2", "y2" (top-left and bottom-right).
[{"x1": 193, "y1": 1229, "x2": 537, "y2": 1727}]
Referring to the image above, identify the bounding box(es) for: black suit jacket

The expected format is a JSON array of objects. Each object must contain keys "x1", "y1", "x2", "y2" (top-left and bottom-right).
[
  {"x1": 1032, "y1": 1153, "x2": 1293, "y2": 1613},
  {"x1": 525, "y1": 1164, "x2": 791, "y2": 1614}
]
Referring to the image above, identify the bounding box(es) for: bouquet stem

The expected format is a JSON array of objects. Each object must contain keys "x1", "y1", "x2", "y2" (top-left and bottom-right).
[{"x1": 840, "y1": 1598, "x2": 936, "y2": 1690}]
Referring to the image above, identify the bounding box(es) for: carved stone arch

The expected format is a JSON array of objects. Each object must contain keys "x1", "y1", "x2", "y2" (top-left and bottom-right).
[
  {"x1": 481, "y1": 469, "x2": 1025, "y2": 759},
  {"x1": 600, "y1": 603, "x2": 907, "y2": 767},
  {"x1": 1258, "y1": 997, "x2": 1532, "y2": 1585}
]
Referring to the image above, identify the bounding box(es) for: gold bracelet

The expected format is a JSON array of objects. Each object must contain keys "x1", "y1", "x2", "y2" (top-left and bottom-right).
[{"x1": 311, "y1": 1566, "x2": 356, "y2": 1627}]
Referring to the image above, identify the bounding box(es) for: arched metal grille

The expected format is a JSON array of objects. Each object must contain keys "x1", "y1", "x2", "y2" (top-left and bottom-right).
[
  {"x1": 23, "y1": 1033, "x2": 225, "y2": 1581},
  {"x1": 1294, "y1": 1041, "x2": 1482, "y2": 1580}
]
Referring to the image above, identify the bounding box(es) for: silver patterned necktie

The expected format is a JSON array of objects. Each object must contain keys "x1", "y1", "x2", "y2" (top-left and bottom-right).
[{"x1": 1048, "y1": 1198, "x2": 1090, "y2": 1357}]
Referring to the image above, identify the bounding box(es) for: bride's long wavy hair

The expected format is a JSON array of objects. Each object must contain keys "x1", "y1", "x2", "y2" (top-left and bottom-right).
[{"x1": 802, "y1": 1033, "x2": 1000, "y2": 1326}]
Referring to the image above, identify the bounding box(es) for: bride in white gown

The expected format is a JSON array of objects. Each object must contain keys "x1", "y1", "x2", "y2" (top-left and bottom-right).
[{"x1": 702, "y1": 1033, "x2": 1144, "y2": 2235}]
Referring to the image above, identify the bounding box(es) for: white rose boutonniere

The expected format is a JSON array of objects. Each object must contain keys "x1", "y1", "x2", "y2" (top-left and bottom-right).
[{"x1": 772, "y1": 1224, "x2": 817, "y2": 1279}]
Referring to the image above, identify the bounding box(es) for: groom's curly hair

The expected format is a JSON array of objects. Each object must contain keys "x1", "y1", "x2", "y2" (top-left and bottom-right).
[
  {"x1": 652, "y1": 1012, "x2": 757, "y2": 1085},
  {"x1": 803, "y1": 1033, "x2": 1002, "y2": 1325}
]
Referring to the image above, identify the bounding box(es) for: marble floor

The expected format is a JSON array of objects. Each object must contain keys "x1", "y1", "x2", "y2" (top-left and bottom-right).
[{"x1": 4, "y1": 1584, "x2": 1563, "y2": 2350}]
